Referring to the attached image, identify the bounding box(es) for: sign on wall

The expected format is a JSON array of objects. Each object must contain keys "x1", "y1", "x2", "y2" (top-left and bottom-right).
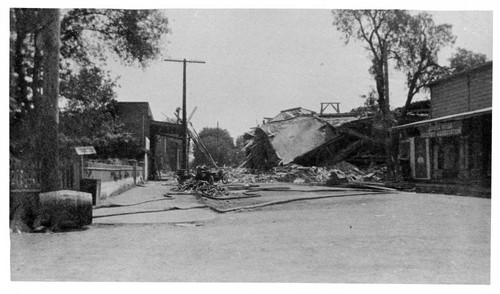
[
  {"x1": 75, "y1": 146, "x2": 96, "y2": 155},
  {"x1": 420, "y1": 121, "x2": 462, "y2": 138}
]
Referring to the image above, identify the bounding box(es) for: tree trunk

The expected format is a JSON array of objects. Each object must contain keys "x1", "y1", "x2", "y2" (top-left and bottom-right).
[
  {"x1": 374, "y1": 67, "x2": 385, "y2": 112},
  {"x1": 400, "y1": 81, "x2": 418, "y2": 124},
  {"x1": 37, "y1": 9, "x2": 61, "y2": 192},
  {"x1": 382, "y1": 42, "x2": 394, "y2": 181}
]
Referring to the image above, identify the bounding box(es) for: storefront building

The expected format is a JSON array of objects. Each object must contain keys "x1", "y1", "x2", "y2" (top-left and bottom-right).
[
  {"x1": 393, "y1": 62, "x2": 492, "y2": 186},
  {"x1": 115, "y1": 102, "x2": 183, "y2": 179}
]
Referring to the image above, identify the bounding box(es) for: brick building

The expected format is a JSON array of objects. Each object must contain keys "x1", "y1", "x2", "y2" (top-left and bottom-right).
[
  {"x1": 392, "y1": 62, "x2": 492, "y2": 187},
  {"x1": 115, "y1": 102, "x2": 183, "y2": 179}
]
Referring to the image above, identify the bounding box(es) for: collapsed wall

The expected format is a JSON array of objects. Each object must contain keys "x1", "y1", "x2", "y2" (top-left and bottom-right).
[
  {"x1": 241, "y1": 128, "x2": 281, "y2": 171},
  {"x1": 241, "y1": 111, "x2": 384, "y2": 170}
]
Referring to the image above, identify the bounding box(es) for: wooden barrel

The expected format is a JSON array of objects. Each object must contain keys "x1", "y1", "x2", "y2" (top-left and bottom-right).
[{"x1": 38, "y1": 190, "x2": 92, "y2": 230}]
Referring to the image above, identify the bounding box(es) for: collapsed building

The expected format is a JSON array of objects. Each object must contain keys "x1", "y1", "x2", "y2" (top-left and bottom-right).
[{"x1": 241, "y1": 103, "x2": 386, "y2": 171}]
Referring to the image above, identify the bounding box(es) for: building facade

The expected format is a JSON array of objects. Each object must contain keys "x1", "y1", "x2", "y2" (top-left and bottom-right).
[
  {"x1": 115, "y1": 102, "x2": 183, "y2": 179},
  {"x1": 393, "y1": 62, "x2": 492, "y2": 186}
]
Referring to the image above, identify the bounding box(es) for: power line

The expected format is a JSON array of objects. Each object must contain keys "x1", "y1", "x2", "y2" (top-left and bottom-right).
[{"x1": 208, "y1": 60, "x2": 376, "y2": 81}]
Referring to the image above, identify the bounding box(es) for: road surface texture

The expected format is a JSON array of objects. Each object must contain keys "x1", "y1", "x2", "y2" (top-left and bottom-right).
[{"x1": 10, "y1": 181, "x2": 490, "y2": 283}]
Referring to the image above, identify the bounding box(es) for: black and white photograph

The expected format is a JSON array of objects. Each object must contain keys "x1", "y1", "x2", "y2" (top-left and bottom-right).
[{"x1": 5, "y1": 0, "x2": 498, "y2": 292}]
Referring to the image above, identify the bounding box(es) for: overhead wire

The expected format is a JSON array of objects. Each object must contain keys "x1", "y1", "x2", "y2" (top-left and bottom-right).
[{"x1": 206, "y1": 60, "x2": 376, "y2": 82}]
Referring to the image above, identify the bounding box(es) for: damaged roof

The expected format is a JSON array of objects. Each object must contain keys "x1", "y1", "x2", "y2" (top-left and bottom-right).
[
  {"x1": 268, "y1": 107, "x2": 316, "y2": 123},
  {"x1": 318, "y1": 115, "x2": 359, "y2": 128},
  {"x1": 260, "y1": 116, "x2": 337, "y2": 164},
  {"x1": 242, "y1": 105, "x2": 376, "y2": 169},
  {"x1": 256, "y1": 112, "x2": 364, "y2": 165}
]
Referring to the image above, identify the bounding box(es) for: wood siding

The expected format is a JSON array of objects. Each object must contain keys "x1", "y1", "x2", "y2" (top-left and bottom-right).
[{"x1": 430, "y1": 64, "x2": 492, "y2": 118}]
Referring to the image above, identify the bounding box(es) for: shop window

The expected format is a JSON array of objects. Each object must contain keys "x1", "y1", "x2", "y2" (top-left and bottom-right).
[
  {"x1": 436, "y1": 138, "x2": 444, "y2": 169},
  {"x1": 467, "y1": 120, "x2": 483, "y2": 171},
  {"x1": 436, "y1": 136, "x2": 459, "y2": 178},
  {"x1": 399, "y1": 141, "x2": 410, "y2": 160},
  {"x1": 414, "y1": 137, "x2": 429, "y2": 179},
  {"x1": 484, "y1": 115, "x2": 491, "y2": 177},
  {"x1": 399, "y1": 140, "x2": 411, "y2": 179}
]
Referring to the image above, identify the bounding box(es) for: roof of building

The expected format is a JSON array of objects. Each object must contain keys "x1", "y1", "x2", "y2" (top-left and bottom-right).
[
  {"x1": 268, "y1": 107, "x2": 316, "y2": 122},
  {"x1": 260, "y1": 116, "x2": 335, "y2": 164},
  {"x1": 116, "y1": 101, "x2": 153, "y2": 119},
  {"x1": 317, "y1": 115, "x2": 359, "y2": 128},
  {"x1": 391, "y1": 107, "x2": 492, "y2": 130},
  {"x1": 150, "y1": 120, "x2": 183, "y2": 136}
]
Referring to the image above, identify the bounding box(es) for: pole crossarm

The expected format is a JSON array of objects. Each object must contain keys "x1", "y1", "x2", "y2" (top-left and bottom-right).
[{"x1": 165, "y1": 59, "x2": 206, "y2": 64}]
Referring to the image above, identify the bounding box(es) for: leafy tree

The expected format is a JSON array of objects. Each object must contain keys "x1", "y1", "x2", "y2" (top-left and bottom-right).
[
  {"x1": 192, "y1": 128, "x2": 237, "y2": 168},
  {"x1": 332, "y1": 10, "x2": 410, "y2": 120},
  {"x1": 332, "y1": 10, "x2": 461, "y2": 177},
  {"x1": 60, "y1": 9, "x2": 170, "y2": 67},
  {"x1": 232, "y1": 135, "x2": 247, "y2": 166},
  {"x1": 60, "y1": 66, "x2": 116, "y2": 110},
  {"x1": 58, "y1": 66, "x2": 142, "y2": 160},
  {"x1": 448, "y1": 47, "x2": 488, "y2": 73},
  {"x1": 332, "y1": 10, "x2": 411, "y2": 178},
  {"x1": 9, "y1": 9, "x2": 63, "y2": 191},
  {"x1": 393, "y1": 12, "x2": 456, "y2": 123},
  {"x1": 393, "y1": 99, "x2": 430, "y2": 123},
  {"x1": 10, "y1": 8, "x2": 170, "y2": 162},
  {"x1": 10, "y1": 9, "x2": 42, "y2": 124},
  {"x1": 10, "y1": 8, "x2": 170, "y2": 117},
  {"x1": 350, "y1": 88, "x2": 379, "y2": 117}
]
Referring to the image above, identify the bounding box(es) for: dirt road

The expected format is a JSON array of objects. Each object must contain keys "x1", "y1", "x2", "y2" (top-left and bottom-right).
[{"x1": 10, "y1": 181, "x2": 490, "y2": 283}]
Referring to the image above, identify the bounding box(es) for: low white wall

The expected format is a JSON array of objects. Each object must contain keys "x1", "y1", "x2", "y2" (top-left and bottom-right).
[
  {"x1": 100, "y1": 177, "x2": 136, "y2": 200},
  {"x1": 83, "y1": 162, "x2": 144, "y2": 202}
]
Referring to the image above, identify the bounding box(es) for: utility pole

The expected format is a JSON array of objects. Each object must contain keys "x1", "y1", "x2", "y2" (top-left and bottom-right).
[{"x1": 165, "y1": 58, "x2": 205, "y2": 172}]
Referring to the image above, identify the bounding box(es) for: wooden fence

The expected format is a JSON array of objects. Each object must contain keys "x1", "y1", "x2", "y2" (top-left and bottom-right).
[
  {"x1": 10, "y1": 159, "x2": 142, "y2": 192},
  {"x1": 10, "y1": 160, "x2": 74, "y2": 191}
]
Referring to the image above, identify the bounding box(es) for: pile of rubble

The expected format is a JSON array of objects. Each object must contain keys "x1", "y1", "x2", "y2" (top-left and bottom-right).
[
  {"x1": 223, "y1": 168, "x2": 274, "y2": 183},
  {"x1": 361, "y1": 165, "x2": 387, "y2": 182},
  {"x1": 274, "y1": 165, "x2": 332, "y2": 184},
  {"x1": 171, "y1": 161, "x2": 387, "y2": 198},
  {"x1": 240, "y1": 107, "x2": 385, "y2": 171},
  {"x1": 225, "y1": 161, "x2": 386, "y2": 185},
  {"x1": 173, "y1": 178, "x2": 230, "y2": 198}
]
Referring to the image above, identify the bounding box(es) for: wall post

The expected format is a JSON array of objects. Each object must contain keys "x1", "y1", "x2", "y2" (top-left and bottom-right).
[
  {"x1": 72, "y1": 157, "x2": 81, "y2": 191},
  {"x1": 139, "y1": 161, "x2": 145, "y2": 182},
  {"x1": 129, "y1": 159, "x2": 138, "y2": 184}
]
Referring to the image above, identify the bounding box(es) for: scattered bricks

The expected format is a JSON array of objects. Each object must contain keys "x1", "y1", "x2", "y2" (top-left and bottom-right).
[
  {"x1": 326, "y1": 170, "x2": 349, "y2": 186},
  {"x1": 203, "y1": 161, "x2": 386, "y2": 185},
  {"x1": 363, "y1": 172, "x2": 376, "y2": 180},
  {"x1": 293, "y1": 178, "x2": 306, "y2": 184},
  {"x1": 36, "y1": 190, "x2": 92, "y2": 231}
]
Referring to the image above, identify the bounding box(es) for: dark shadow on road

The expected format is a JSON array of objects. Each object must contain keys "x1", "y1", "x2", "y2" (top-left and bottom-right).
[
  {"x1": 94, "y1": 198, "x2": 175, "y2": 209},
  {"x1": 93, "y1": 206, "x2": 208, "y2": 219}
]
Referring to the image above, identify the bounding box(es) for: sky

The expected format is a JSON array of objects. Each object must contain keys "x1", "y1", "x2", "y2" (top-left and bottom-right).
[{"x1": 105, "y1": 9, "x2": 493, "y2": 140}]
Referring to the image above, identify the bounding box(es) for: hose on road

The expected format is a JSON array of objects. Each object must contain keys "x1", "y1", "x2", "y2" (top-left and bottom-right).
[
  {"x1": 204, "y1": 191, "x2": 387, "y2": 213},
  {"x1": 93, "y1": 191, "x2": 388, "y2": 219}
]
